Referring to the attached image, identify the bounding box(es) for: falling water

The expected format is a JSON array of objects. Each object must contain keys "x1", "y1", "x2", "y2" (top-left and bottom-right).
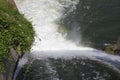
[
  {"x1": 14, "y1": 0, "x2": 120, "y2": 80},
  {"x1": 14, "y1": 0, "x2": 92, "y2": 51}
]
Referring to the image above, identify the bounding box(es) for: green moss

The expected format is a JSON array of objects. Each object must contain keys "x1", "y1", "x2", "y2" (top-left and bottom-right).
[
  {"x1": 104, "y1": 44, "x2": 115, "y2": 54},
  {"x1": 0, "y1": 0, "x2": 34, "y2": 72}
]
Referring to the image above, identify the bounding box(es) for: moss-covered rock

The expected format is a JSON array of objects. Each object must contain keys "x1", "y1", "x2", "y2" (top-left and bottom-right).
[
  {"x1": 104, "y1": 37, "x2": 120, "y2": 55},
  {"x1": 0, "y1": 0, "x2": 34, "y2": 73}
]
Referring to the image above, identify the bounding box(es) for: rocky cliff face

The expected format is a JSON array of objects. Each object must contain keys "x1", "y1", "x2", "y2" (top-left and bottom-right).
[
  {"x1": 7, "y1": 0, "x2": 18, "y2": 10},
  {"x1": 0, "y1": 49, "x2": 20, "y2": 80},
  {"x1": 0, "y1": 0, "x2": 18, "y2": 79},
  {"x1": 0, "y1": 0, "x2": 34, "y2": 78}
]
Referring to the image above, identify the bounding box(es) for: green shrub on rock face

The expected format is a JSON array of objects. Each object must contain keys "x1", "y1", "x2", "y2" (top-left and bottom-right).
[{"x1": 0, "y1": 0, "x2": 34, "y2": 72}]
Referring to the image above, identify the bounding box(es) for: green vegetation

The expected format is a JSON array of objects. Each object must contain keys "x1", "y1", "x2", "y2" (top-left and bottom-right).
[
  {"x1": 104, "y1": 42, "x2": 120, "y2": 55},
  {"x1": 104, "y1": 44, "x2": 115, "y2": 54},
  {"x1": 0, "y1": 0, "x2": 34, "y2": 72}
]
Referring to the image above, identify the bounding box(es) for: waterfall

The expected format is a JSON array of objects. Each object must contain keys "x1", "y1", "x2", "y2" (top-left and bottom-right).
[
  {"x1": 14, "y1": 0, "x2": 92, "y2": 51},
  {"x1": 14, "y1": 0, "x2": 120, "y2": 80}
]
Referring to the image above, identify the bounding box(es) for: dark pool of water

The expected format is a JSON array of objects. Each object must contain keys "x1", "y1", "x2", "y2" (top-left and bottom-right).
[{"x1": 16, "y1": 57, "x2": 120, "y2": 80}]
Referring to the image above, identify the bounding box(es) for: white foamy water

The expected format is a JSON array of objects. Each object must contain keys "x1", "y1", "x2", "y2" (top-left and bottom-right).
[
  {"x1": 14, "y1": 0, "x2": 93, "y2": 51},
  {"x1": 14, "y1": 0, "x2": 120, "y2": 62}
]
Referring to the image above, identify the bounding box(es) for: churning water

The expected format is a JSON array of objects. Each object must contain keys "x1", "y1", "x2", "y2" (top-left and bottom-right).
[
  {"x1": 14, "y1": 0, "x2": 120, "y2": 80},
  {"x1": 15, "y1": 0, "x2": 84, "y2": 51}
]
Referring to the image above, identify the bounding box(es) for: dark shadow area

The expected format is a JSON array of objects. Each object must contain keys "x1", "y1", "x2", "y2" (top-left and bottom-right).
[
  {"x1": 16, "y1": 57, "x2": 120, "y2": 80},
  {"x1": 62, "y1": 0, "x2": 120, "y2": 49}
]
